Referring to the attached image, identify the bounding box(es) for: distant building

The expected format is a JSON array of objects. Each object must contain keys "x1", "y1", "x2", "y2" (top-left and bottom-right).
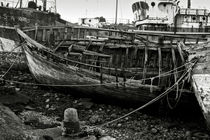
[{"x1": 79, "y1": 17, "x2": 106, "y2": 28}]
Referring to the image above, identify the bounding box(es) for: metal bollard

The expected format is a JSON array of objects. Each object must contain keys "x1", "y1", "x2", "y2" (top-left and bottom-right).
[{"x1": 62, "y1": 108, "x2": 80, "y2": 136}]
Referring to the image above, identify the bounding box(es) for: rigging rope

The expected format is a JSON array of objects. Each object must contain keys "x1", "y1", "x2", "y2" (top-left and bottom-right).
[{"x1": 98, "y1": 60, "x2": 196, "y2": 127}]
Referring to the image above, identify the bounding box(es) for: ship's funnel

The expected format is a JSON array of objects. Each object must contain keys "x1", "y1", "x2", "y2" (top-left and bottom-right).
[{"x1": 187, "y1": 0, "x2": 191, "y2": 8}]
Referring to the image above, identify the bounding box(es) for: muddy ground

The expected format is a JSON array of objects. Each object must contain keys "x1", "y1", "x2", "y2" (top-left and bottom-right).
[{"x1": 0, "y1": 55, "x2": 210, "y2": 140}]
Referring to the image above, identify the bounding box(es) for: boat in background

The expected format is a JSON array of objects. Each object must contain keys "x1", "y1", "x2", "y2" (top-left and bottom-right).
[
  {"x1": 132, "y1": 0, "x2": 210, "y2": 44},
  {"x1": 0, "y1": 0, "x2": 72, "y2": 52},
  {"x1": 132, "y1": 0, "x2": 210, "y2": 129}
]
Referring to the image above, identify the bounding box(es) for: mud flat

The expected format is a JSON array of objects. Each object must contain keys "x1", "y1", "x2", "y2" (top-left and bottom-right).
[{"x1": 0, "y1": 62, "x2": 210, "y2": 140}]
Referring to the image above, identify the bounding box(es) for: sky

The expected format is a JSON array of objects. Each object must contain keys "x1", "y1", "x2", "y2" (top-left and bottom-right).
[
  {"x1": 56, "y1": 0, "x2": 210, "y2": 23},
  {"x1": 2, "y1": 0, "x2": 210, "y2": 23}
]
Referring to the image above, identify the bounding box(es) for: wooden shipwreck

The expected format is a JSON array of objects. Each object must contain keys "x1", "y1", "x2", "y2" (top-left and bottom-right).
[
  {"x1": 10, "y1": 25, "x2": 210, "y2": 129},
  {"x1": 13, "y1": 26, "x2": 192, "y2": 103}
]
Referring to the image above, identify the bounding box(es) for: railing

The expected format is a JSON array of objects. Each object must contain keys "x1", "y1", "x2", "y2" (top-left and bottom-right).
[{"x1": 141, "y1": 26, "x2": 210, "y2": 33}]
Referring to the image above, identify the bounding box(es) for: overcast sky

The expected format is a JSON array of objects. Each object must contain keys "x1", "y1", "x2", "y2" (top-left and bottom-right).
[
  {"x1": 2, "y1": 0, "x2": 210, "y2": 23},
  {"x1": 56, "y1": 0, "x2": 210, "y2": 23}
]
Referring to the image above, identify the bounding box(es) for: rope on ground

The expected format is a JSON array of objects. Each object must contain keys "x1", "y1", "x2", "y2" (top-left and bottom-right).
[{"x1": 97, "y1": 60, "x2": 197, "y2": 127}]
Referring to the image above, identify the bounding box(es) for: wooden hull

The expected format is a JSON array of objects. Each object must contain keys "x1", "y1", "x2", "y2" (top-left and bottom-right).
[
  {"x1": 15, "y1": 26, "x2": 193, "y2": 104},
  {"x1": 23, "y1": 44, "x2": 160, "y2": 103}
]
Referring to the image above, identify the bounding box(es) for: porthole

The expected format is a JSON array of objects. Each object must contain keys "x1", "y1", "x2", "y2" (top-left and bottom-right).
[
  {"x1": 192, "y1": 17, "x2": 196, "y2": 20},
  {"x1": 163, "y1": 3, "x2": 167, "y2": 7},
  {"x1": 151, "y1": 2, "x2": 155, "y2": 7},
  {"x1": 203, "y1": 17, "x2": 206, "y2": 21}
]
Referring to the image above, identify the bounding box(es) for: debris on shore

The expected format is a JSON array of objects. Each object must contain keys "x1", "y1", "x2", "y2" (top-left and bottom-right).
[{"x1": 0, "y1": 56, "x2": 210, "y2": 140}]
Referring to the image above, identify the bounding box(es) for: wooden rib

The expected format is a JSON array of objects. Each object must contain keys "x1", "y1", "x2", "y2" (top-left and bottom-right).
[
  {"x1": 171, "y1": 48, "x2": 177, "y2": 83},
  {"x1": 142, "y1": 46, "x2": 148, "y2": 84},
  {"x1": 158, "y1": 47, "x2": 162, "y2": 86},
  {"x1": 177, "y1": 42, "x2": 185, "y2": 64}
]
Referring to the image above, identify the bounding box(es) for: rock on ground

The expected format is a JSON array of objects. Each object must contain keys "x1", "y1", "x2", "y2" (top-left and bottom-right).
[{"x1": 0, "y1": 103, "x2": 26, "y2": 140}]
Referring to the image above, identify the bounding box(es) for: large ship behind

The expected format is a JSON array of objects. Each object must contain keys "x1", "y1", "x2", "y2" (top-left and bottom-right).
[{"x1": 132, "y1": 0, "x2": 210, "y2": 44}]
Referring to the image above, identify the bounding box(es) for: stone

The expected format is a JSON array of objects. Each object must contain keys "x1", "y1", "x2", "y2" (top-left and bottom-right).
[
  {"x1": 151, "y1": 128, "x2": 158, "y2": 134},
  {"x1": 89, "y1": 115, "x2": 100, "y2": 124},
  {"x1": 24, "y1": 106, "x2": 35, "y2": 110},
  {"x1": 117, "y1": 123, "x2": 122, "y2": 127},
  {"x1": 99, "y1": 136, "x2": 116, "y2": 140},
  {"x1": 15, "y1": 87, "x2": 21, "y2": 92},
  {"x1": 185, "y1": 131, "x2": 192, "y2": 140},
  {"x1": 45, "y1": 99, "x2": 50, "y2": 103},
  {"x1": 0, "y1": 104, "x2": 26, "y2": 139},
  {"x1": 46, "y1": 104, "x2": 50, "y2": 109}
]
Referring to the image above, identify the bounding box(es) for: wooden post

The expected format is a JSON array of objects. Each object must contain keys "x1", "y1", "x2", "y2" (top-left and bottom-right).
[
  {"x1": 177, "y1": 42, "x2": 185, "y2": 64},
  {"x1": 171, "y1": 48, "x2": 177, "y2": 83},
  {"x1": 77, "y1": 28, "x2": 80, "y2": 39},
  {"x1": 158, "y1": 47, "x2": 162, "y2": 86},
  {"x1": 142, "y1": 46, "x2": 148, "y2": 84},
  {"x1": 115, "y1": 67, "x2": 118, "y2": 87},
  {"x1": 42, "y1": 29, "x2": 46, "y2": 42},
  {"x1": 123, "y1": 67, "x2": 126, "y2": 88},
  {"x1": 35, "y1": 24, "x2": 38, "y2": 40},
  {"x1": 100, "y1": 64, "x2": 103, "y2": 84}
]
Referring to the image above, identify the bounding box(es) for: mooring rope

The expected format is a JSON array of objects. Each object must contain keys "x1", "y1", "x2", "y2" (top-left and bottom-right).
[
  {"x1": 0, "y1": 46, "x2": 21, "y2": 79},
  {"x1": 97, "y1": 61, "x2": 196, "y2": 127},
  {"x1": 0, "y1": 66, "x2": 190, "y2": 88}
]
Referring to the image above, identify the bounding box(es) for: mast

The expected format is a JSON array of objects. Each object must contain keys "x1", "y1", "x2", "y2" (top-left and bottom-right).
[
  {"x1": 187, "y1": 0, "x2": 191, "y2": 8},
  {"x1": 20, "y1": 0, "x2": 22, "y2": 8},
  {"x1": 54, "y1": 0, "x2": 57, "y2": 13},
  {"x1": 43, "y1": 0, "x2": 47, "y2": 11},
  {"x1": 115, "y1": 0, "x2": 118, "y2": 24}
]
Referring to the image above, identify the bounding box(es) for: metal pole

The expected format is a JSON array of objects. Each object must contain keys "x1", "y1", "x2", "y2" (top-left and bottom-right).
[
  {"x1": 54, "y1": 0, "x2": 57, "y2": 13},
  {"x1": 115, "y1": 0, "x2": 118, "y2": 24},
  {"x1": 187, "y1": 0, "x2": 191, "y2": 8},
  {"x1": 20, "y1": 0, "x2": 22, "y2": 8}
]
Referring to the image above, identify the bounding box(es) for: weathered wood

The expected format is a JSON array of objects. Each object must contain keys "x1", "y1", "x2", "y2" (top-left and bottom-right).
[
  {"x1": 177, "y1": 42, "x2": 185, "y2": 64},
  {"x1": 142, "y1": 47, "x2": 148, "y2": 84},
  {"x1": 158, "y1": 47, "x2": 162, "y2": 86},
  {"x1": 171, "y1": 48, "x2": 177, "y2": 83}
]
